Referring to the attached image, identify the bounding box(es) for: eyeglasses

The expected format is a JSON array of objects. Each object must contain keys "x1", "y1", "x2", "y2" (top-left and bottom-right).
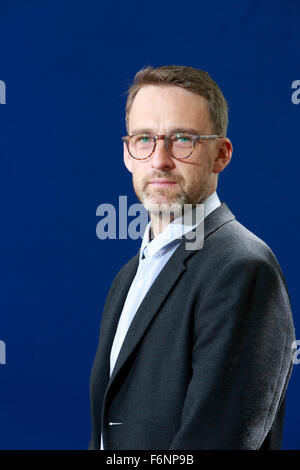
[{"x1": 122, "y1": 132, "x2": 223, "y2": 160}]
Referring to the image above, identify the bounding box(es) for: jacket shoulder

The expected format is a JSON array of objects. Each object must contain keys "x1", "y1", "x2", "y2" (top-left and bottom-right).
[{"x1": 207, "y1": 216, "x2": 281, "y2": 267}]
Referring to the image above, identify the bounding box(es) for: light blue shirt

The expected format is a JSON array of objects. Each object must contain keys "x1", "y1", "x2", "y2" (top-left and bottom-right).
[{"x1": 101, "y1": 191, "x2": 221, "y2": 449}]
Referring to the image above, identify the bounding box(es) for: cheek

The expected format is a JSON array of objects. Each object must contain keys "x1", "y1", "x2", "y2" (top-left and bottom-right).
[
  {"x1": 180, "y1": 162, "x2": 211, "y2": 194},
  {"x1": 132, "y1": 168, "x2": 145, "y2": 190},
  {"x1": 181, "y1": 167, "x2": 202, "y2": 186},
  {"x1": 132, "y1": 162, "x2": 149, "y2": 181}
]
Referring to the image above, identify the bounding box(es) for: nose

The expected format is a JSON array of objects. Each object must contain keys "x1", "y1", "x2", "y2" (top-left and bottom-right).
[{"x1": 150, "y1": 138, "x2": 176, "y2": 171}]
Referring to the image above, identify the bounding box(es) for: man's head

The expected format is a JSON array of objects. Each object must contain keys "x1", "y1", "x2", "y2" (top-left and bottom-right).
[{"x1": 123, "y1": 65, "x2": 233, "y2": 216}]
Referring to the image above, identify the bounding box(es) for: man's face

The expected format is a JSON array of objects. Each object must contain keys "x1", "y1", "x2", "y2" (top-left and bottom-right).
[{"x1": 124, "y1": 85, "x2": 231, "y2": 213}]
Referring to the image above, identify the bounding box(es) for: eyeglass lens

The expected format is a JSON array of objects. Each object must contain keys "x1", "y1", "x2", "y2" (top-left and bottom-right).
[{"x1": 128, "y1": 133, "x2": 193, "y2": 159}]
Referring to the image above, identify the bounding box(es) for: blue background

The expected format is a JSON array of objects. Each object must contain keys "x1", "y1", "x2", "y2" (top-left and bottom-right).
[{"x1": 0, "y1": 0, "x2": 299, "y2": 450}]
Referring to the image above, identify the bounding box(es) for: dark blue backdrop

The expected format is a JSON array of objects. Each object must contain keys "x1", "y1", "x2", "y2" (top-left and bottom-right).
[{"x1": 0, "y1": 0, "x2": 299, "y2": 450}]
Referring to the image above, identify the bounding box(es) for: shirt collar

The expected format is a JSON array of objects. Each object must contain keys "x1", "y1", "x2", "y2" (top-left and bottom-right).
[{"x1": 139, "y1": 191, "x2": 221, "y2": 262}]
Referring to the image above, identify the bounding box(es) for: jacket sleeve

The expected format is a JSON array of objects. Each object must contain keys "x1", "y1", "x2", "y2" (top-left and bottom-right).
[
  {"x1": 169, "y1": 256, "x2": 295, "y2": 450},
  {"x1": 87, "y1": 434, "x2": 93, "y2": 450}
]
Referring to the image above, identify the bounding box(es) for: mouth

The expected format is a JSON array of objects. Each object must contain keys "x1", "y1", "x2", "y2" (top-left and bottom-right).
[{"x1": 148, "y1": 179, "x2": 177, "y2": 187}]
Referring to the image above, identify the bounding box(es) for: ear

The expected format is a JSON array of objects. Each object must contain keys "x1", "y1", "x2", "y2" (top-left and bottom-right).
[
  {"x1": 212, "y1": 138, "x2": 233, "y2": 174},
  {"x1": 123, "y1": 141, "x2": 133, "y2": 173}
]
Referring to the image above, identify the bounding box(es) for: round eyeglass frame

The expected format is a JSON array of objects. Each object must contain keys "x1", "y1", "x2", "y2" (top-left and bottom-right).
[{"x1": 122, "y1": 133, "x2": 223, "y2": 160}]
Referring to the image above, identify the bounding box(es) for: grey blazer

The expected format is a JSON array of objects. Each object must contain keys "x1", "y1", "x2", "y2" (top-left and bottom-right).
[{"x1": 89, "y1": 202, "x2": 295, "y2": 450}]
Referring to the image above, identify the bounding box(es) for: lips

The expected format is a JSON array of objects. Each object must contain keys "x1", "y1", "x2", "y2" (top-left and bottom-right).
[{"x1": 148, "y1": 179, "x2": 177, "y2": 185}]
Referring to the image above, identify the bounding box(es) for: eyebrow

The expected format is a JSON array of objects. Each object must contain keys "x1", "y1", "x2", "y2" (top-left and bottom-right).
[{"x1": 129, "y1": 127, "x2": 202, "y2": 135}]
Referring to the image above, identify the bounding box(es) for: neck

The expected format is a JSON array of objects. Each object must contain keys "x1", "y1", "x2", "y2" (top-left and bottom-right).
[{"x1": 149, "y1": 212, "x2": 176, "y2": 238}]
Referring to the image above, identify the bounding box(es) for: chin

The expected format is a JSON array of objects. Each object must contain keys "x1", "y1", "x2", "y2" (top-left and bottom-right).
[{"x1": 141, "y1": 194, "x2": 188, "y2": 217}]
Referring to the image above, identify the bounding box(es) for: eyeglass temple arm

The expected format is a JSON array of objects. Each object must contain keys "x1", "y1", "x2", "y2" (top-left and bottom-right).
[{"x1": 196, "y1": 135, "x2": 223, "y2": 140}]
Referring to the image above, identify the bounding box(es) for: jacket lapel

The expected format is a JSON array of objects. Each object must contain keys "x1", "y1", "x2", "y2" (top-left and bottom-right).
[
  {"x1": 108, "y1": 251, "x2": 186, "y2": 386},
  {"x1": 95, "y1": 253, "x2": 140, "y2": 382},
  {"x1": 105, "y1": 202, "x2": 236, "y2": 392}
]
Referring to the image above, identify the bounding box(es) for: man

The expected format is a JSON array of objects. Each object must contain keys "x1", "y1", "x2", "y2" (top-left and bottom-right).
[{"x1": 89, "y1": 66, "x2": 295, "y2": 450}]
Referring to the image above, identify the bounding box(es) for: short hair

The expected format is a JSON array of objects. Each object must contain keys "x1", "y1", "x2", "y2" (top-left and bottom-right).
[{"x1": 125, "y1": 65, "x2": 229, "y2": 136}]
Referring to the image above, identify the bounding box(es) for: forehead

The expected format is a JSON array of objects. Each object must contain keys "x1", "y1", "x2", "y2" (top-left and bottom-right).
[{"x1": 128, "y1": 85, "x2": 212, "y2": 133}]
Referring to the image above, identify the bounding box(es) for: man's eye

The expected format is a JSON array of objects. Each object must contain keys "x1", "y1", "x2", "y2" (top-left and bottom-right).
[
  {"x1": 174, "y1": 134, "x2": 192, "y2": 143},
  {"x1": 173, "y1": 133, "x2": 189, "y2": 142},
  {"x1": 136, "y1": 135, "x2": 151, "y2": 144}
]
